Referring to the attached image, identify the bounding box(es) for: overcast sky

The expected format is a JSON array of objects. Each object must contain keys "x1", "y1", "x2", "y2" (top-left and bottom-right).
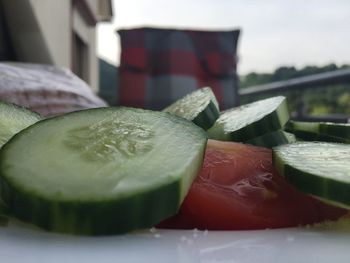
[{"x1": 97, "y1": 0, "x2": 350, "y2": 75}]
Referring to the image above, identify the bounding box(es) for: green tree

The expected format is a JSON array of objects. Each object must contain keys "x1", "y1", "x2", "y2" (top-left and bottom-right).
[{"x1": 239, "y1": 64, "x2": 350, "y2": 116}]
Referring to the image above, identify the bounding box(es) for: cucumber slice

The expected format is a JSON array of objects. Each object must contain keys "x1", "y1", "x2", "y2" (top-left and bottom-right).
[
  {"x1": 163, "y1": 87, "x2": 219, "y2": 130},
  {"x1": 319, "y1": 122, "x2": 350, "y2": 139},
  {"x1": 0, "y1": 101, "x2": 40, "y2": 226},
  {"x1": 285, "y1": 121, "x2": 350, "y2": 143},
  {"x1": 291, "y1": 130, "x2": 348, "y2": 143},
  {"x1": 0, "y1": 200, "x2": 8, "y2": 226},
  {"x1": 0, "y1": 101, "x2": 41, "y2": 148},
  {"x1": 0, "y1": 107, "x2": 207, "y2": 235},
  {"x1": 273, "y1": 142, "x2": 350, "y2": 209},
  {"x1": 0, "y1": 216, "x2": 7, "y2": 226},
  {"x1": 207, "y1": 96, "x2": 289, "y2": 142},
  {"x1": 245, "y1": 130, "x2": 296, "y2": 148}
]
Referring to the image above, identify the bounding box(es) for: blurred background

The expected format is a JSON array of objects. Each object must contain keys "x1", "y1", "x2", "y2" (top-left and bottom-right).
[
  {"x1": 99, "y1": 0, "x2": 350, "y2": 74},
  {"x1": 1, "y1": 0, "x2": 349, "y2": 121},
  {"x1": 98, "y1": 0, "x2": 350, "y2": 121}
]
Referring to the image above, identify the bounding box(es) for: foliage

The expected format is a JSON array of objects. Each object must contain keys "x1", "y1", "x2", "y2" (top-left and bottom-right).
[{"x1": 239, "y1": 64, "x2": 350, "y2": 116}]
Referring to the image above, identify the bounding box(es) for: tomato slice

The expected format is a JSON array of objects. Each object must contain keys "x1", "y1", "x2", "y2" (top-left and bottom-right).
[{"x1": 159, "y1": 140, "x2": 347, "y2": 230}]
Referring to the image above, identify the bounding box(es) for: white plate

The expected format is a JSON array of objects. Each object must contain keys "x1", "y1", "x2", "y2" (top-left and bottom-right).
[{"x1": 1, "y1": 221, "x2": 350, "y2": 263}]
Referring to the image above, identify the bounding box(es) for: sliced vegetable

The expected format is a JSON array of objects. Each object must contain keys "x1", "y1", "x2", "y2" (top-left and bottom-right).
[
  {"x1": 0, "y1": 216, "x2": 7, "y2": 226},
  {"x1": 0, "y1": 199, "x2": 7, "y2": 227},
  {"x1": 158, "y1": 140, "x2": 346, "y2": 230},
  {"x1": 0, "y1": 199, "x2": 8, "y2": 226},
  {"x1": 318, "y1": 122, "x2": 350, "y2": 140},
  {"x1": 0, "y1": 101, "x2": 40, "y2": 225},
  {"x1": 273, "y1": 142, "x2": 350, "y2": 209},
  {"x1": 207, "y1": 96, "x2": 289, "y2": 142},
  {"x1": 0, "y1": 107, "x2": 207, "y2": 235},
  {"x1": 0, "y1": 101, "x2": 41, "y2": 148},
  {"x1": 290, "y1": 130, "x2": 348, "y2": 143},
  {"x1": 245, "y1": 130, "x2": 296, "y2": 148},
  {"x1": 163, "y1": 87, "x2": 220, "y2": 130},
  {"x1": 285, "y1": 121, "x2": 350, "y2": 143}
]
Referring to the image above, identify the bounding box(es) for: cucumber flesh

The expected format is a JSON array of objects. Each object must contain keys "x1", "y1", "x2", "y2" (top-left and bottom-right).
[
  {"x1": 0, "y1": 101, "x2": 40, "y2": 226},
  {"x1": 163, "y1": 87, "x2": 220, "y2": 130},
  {"x1": 285, "y1": 121, "x2": 350, "y2": 143},
  {"x1": 207, "y1": 96, "x2": 290, "y2": 142},
  {"x1": 273, "y1": 142, "x2": 350, "y2": 209},
  {"x1": 0, "y1": 101, "x2": 41, "y2": 148},
  {"x1": 245, "y1": 130, "x2": 296, "y2": 148},
  {"x1": 0, "y1": 107, "x2": 207, "y2": 235}
]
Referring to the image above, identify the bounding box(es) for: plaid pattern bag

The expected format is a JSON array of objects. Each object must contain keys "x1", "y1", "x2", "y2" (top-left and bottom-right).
[{"x1": 117, "y1": 27, "x2": 240, "y2": 110}]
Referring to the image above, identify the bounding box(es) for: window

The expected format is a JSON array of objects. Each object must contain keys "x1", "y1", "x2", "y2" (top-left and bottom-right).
[
  {"x1": 72, "y1": 32, "x2": 89, "y2": 82},
  {"x1": 0, "y1": 5, "x2": 16, "y2": 61}
]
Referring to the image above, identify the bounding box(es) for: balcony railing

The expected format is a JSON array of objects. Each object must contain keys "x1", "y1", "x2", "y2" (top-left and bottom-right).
[{"x1": 238, "y1": 68, "x2": 350, "y2": 123}]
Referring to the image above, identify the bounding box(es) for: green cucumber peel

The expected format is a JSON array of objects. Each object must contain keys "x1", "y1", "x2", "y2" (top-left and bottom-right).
[
  {"x1": 207, "y1": 96, "x2": 290, "y2": 142},
  {"x1": 273, "y1": 142, "x2": 350, "y2": 209},
  {"x1": 163, "y1": 87, "x2": 220, "y2": 130},
  {"x1": 0, "y1": 107, "x2": 207, "y2": 235}
]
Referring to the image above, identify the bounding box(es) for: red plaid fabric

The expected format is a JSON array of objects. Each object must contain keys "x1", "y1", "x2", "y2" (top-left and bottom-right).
[
  {"x1": 0, "y1": 63, "x2": 107, "y2": 117},
  {"x1": 117, "y1": 27, "x2": 240, "y2": 110}
]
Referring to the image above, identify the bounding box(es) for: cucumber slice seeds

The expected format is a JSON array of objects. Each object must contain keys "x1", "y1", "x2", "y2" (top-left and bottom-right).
[
  {"x1": 207, "y1": 96, "x2": 289, "y2": 142},
  {"x1": 0, "y1": 107, "x2": 207, "y2": 235},
  {"x1": 273, "y1": 142, "x2": 350, "y2": 209},
  {"x1": 163, "y1": 87, "x2": 220, "y2": 130}
]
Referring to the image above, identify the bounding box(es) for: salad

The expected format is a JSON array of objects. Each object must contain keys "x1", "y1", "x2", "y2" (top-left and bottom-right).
[{"x1": 0, "y1": 88, "x2": 349, "y2": 235}]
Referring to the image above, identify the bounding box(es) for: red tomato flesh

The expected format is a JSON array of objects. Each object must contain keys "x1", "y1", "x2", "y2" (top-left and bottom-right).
[{"x1": 159, "y1": 140, "x2": 347, "y2": 230}]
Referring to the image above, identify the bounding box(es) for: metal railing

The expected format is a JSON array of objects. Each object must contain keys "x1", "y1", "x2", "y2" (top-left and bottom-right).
[{"x1": 238, "y1": 68, "x2": 350, "y2": 123}]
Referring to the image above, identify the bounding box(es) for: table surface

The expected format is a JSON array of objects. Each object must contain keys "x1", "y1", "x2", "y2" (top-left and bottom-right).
[{"x1": 1, "y1": 220, "x2": 350, "y2": 263}]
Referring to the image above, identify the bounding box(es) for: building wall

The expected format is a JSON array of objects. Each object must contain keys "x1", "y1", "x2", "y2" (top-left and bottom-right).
[
  {"x1": 72, "y1": 4, "x2": 99, "y2": 92},
  {"x1": 85, "y1": 0, "x2": 99, "y2": 18},
  {"x1": 29, "y1": 0, "x2": 99, "y2": 91},
  {"x1": 29, "y1": 0, "x2": 71, "y2": 69},
  {"x1": 1, "y1": 0, "x2": 53, "y2": 64}
]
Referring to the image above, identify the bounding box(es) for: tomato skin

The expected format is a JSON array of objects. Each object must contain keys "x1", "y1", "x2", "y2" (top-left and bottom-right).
[{"x1": 159, "y1": 140, "x2": 347, "y2": 230}]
